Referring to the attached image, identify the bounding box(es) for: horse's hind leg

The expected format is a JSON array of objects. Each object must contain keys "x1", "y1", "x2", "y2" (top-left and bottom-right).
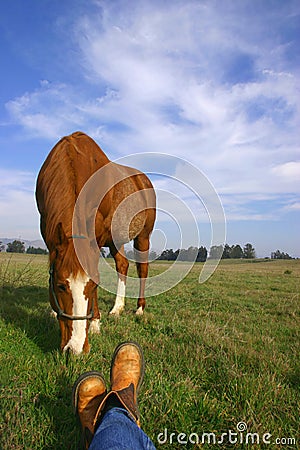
[
  {"x1": 110, "y1": 244, "x2": 129, "y2": 316},
  {"x1": 134, "y1": 234, "x2": 150, "y2": 315}
]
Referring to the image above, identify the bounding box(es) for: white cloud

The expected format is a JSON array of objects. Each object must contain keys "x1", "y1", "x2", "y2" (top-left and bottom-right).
[
  {"x1": 271, "y1": 161, "x2": 300, "y2": 180},
  {"x1": 0, "y1": 168, "x2": 33, "y2": 189},
  {"x1": 0, "y1": 169, "x2": 40, "y2": 239},
  {"x1": 68, "y1": 2, "x2": 299, "y2": 199},
  {"x1": 283, "y1": 202, "x2": 300, "y2": 212}
]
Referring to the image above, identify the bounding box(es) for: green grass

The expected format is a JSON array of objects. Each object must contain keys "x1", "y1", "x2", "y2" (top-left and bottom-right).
[{"x1": 0, "y1": 253, "x2": 299, "y2": 449}]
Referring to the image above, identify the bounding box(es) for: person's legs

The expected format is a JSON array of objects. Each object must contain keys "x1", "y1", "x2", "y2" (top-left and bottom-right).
[
  {"x1": 73, "y1": 342, "x2": 156, "y2": 449},
  {"x1": 89, "y1": 407, "x2": 155, "y2": 450}
]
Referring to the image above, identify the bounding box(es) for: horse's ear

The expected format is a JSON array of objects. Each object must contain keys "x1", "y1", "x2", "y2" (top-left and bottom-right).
[{"x1": 55, "y1": 222, "x2": 68, "y2": 246}]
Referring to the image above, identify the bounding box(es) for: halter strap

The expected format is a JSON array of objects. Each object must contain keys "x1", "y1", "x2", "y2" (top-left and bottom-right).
[{"x1": 68, "y1": 235, "x2": 88, "y2": 239}]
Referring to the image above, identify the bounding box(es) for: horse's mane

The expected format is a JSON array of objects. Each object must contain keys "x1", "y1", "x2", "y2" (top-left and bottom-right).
[{"x1": 43, "y1": 141, "x2": 75, "y2": 233}]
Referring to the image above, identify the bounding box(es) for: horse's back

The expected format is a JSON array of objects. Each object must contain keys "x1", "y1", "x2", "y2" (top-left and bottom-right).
[{"x1": 36, "y1": 131, "x2": 155, "y2": 246}]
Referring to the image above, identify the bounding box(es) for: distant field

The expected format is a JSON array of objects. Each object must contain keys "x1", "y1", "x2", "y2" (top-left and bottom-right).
[{"x1": 0, "y1": 253, "x2": 299, "y2": 449}]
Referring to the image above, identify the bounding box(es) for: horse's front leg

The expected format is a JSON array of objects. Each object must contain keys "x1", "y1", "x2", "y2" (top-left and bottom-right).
[
  {"x1": 109, "y1": 244, "x2": 129, "y2": 316},
  {"x1": 134, "y1": 235, "x2": 150, "y2": 315},
  {"x1": 89, "y1": 287, "x2": 101, "y2": 334}
]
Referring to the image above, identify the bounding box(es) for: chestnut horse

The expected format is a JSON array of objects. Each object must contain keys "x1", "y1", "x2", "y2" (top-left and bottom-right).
[{"x1": 36, "y1": 131, "x2": 156, "y2": 354}]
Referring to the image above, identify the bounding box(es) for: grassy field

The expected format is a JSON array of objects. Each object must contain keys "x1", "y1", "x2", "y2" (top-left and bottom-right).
[{"x1": 0, "y1": 253, "x2": 299, "y2": 449}]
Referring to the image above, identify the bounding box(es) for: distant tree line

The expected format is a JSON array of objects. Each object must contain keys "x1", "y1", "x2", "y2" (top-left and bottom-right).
[
  {"x1": 6, "y1": 240, "x2": 26, "y2": 253},
  {"x1": 26, "y1": 246, "x2": 48, "y2": 255},
  {"x1": 157, "y1": 246, "x2": 207, "y2": 262},
  {"x1": 222, "y1": 243, "x2": 256, "y2": 259},
  {"x1": 156, "y1": 244, "x2": 256, "y2": 261},
  {"x1": 140, "y1": 243, "x2": 293, "y2": 261},
  {"x1": 0, "y1": 240, "x2": 48, "y2": 254},
  {"x1": 270, "y1": 250, "x2": 293, "y2": 260},
  {"x1": 0, "y1": 239, "x2": 295, "y2": 260}
]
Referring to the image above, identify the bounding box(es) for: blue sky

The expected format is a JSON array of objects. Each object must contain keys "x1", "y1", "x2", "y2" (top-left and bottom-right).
[{"x1": 0, "y1": 0, "x2": 299, "y2": 257}]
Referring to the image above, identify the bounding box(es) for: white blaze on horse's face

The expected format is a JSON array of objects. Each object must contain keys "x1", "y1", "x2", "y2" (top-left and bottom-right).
[{"x1": 63, "y1": 272, "x2": 89, "y2": 355}]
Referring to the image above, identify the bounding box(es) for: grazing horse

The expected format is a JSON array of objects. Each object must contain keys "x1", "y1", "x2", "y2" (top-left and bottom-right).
[{"x1": 36, "y1": 131, "x2": 156, "y2": 354}]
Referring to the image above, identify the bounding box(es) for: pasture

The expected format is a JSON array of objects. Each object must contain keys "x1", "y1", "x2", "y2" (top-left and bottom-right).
[{"x1": 0, "y1": 253, "x2": 299, "y2": 449}]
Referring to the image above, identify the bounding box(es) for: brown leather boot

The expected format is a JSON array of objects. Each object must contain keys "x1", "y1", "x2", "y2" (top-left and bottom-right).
[
  {"x1": 72, "y1": 371, "x2": 107, "y2": 449},
  {"x1": 94, "y1": 342, "x2": 145, "y2": 428}
]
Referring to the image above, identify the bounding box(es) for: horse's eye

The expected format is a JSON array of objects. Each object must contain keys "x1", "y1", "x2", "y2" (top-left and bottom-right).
[{"x1": 58, "y1": 283, "x2": 67, "y2": 292}]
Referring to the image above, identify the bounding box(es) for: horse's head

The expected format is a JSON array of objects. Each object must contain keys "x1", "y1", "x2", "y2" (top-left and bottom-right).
[{"x1": 49, "y1": 226, "x2": 99, "y2": 354}]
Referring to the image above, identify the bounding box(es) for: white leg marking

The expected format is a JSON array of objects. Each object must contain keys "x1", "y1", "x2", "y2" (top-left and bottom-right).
[
  {"x1": 89, "y1": 318, "x2": 101, "y2": 334},
  {"x1": 63, "y1": 273, "x2": 89, "y2": 355},
  {"x1": 109, "y1": 278, "x2": 126, "y2": 316},
  {"x1": 136, "y1": 306, "x2": 144, "y2": 316}
]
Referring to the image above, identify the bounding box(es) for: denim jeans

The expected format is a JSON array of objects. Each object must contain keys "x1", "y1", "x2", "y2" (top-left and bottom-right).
[{"x1": 89, "y1": 407, "x2": 156, "y2": 450}]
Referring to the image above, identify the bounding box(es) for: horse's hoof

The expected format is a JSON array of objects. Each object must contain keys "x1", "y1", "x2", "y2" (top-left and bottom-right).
[
  {"x1": 89, "y1": 318, "x2": 101, "y2": 334},
  {"x1": 135, "y1": 306, "x2": 144, "y2": 316},
  {"x1": 109, "y1": 308, "x2": 123, "y2": 316}
]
